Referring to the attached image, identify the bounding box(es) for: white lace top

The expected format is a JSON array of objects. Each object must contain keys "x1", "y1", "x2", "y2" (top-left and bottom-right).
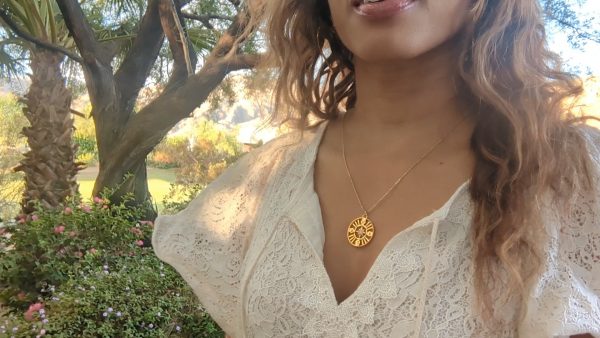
[{"x1": 152, "y1": 119, "x2": 600, "y2": 338}]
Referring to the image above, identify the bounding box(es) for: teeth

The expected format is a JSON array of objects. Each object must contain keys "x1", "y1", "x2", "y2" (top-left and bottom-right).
[{"x1": 363, "y1": 0, "x2": 383, "y2": 3}]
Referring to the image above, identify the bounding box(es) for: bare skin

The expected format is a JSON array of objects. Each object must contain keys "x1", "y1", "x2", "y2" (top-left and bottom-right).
[
  {"x1": 314, "y1": 38, "x2": 476, "y2": 305},
  {"x1": 313, "y1": 0, "x2": 597, "y2": 335}
]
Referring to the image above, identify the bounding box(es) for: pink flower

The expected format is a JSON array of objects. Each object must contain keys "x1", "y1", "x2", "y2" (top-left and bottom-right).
[
  {"x1": 64, "y1": 207, "x2": 73, "y2": 215},
  {"x1": 39, "y1": 329, "x2": 46, "y2": 335},
  {"x1": 57, "y1": 247, "x2": 66, "y2": 254},
  {"x1": 74, "y1": 251, "x2": 83, "y2": 258},
  {"x1": 102, "y1": 205, "x2": 109, "y2": 209},
  {"x1": 54, "y1": 225, "x2": 65, "y2": 234},
  {"x1": 24, "y1": 309, "x2": 35, "y2": 321},
  {"x1": 80, "y1": 204, "x2": 92, "y2": 213},
  {"x1": 88, "y1": 248, "x2": 97, "y2": 254},
  {"x1": 93, "y1": 196, "x2": 103, "y2": 204},
  {"x1": 24, "y1": 302, "x2": 44, "y2": 321},
  {"x1": 68, "y1": 231, "x2": 77, "y2": 237},
  {"x1": 30, "y1": 303, "x2": 43, "y2": 312},
  {"x1": 17, "y1": 219, "x2": 26, "y2": 224},
  {"x1": 135, "y1": 240, "x2": 144, "y2": 247},
  {"x1": 31, "y1": 214, "x2": 39, "y2": 221}
]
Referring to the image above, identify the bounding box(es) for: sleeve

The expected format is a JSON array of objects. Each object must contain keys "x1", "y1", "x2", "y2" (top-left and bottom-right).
[
  {"x1": 519, "y1": 125, "x2": 600, "y2": 338},
  {"x1": 151, "y1": 137, "x2": 284, "y2": 337}
]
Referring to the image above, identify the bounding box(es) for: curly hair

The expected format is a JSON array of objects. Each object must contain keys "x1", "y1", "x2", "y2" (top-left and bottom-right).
[{"x1": 261, "y1": 0, "x2": 598, "y2": 329}]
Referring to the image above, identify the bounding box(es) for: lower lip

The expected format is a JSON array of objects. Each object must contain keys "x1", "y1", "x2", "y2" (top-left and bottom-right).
[{"x1": 353, "y1": 0, "x2": 418, "y2": 19}]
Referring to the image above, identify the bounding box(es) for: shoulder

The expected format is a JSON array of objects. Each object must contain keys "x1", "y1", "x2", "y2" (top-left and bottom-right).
[
  {"x1": 157, "y1": 122, "x2": 321, "y2": 216},
  {"x1": 520, "y1": 124, "x2": 600, "y2": 336},
  {"x1": 232, "y1": 123, "x2": 320, "y2": 173}
]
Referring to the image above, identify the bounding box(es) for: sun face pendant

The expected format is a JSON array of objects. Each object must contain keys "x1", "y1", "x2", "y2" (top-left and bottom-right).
[{"x1": 347, "y1": 214, "x2": 375, "y2": 248}]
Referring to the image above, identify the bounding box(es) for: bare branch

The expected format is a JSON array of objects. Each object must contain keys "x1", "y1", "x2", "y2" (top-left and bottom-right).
[
  {"x1": 220, "y1": 53, "x2": 262, "y2": 71},
  {"x1": 56, "y1": 0, "x2": 118, "y2": 143},
  {"x1": 158, "y1": 0, "x2": 198, "y2": 91},
  {"x1": 545, "y1": 11, "x2": 600, "y2": 44},
  {"x1": 206, "y1": 9, "x2": 253, "y2": 63},
  {"x1": 181, "y1": 12, "x2": 234, "y2": 22},
  {"x1": 169, "y1": 0, "x2": 193, "y2": 75},
  {"x1": 0, "y1": 11, "x2": 83, "y2": 63},
  {"x1": 114, "y1": 0, "x2": 165, "y2": 113},
  {"x1": 55, "y1": 0, "x2": 110, "y2": 65},
  {"x1": 180, "y1": 12, "x2": 225, "y2": 30}
]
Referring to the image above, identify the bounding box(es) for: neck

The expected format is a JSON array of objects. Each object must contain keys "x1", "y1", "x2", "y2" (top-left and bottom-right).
[{"x1": 346, "y1": 36, "x2": 471, "y2": 135}]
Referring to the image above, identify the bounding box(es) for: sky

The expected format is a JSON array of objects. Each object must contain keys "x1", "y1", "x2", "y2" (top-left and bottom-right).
[{"x1": 547, "y1": 0, "x2": 600, "y2": 76}]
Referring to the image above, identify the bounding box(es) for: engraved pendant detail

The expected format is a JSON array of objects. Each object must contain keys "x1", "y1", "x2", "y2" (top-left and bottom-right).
[{"x1": 346, "y1": 214, "x2": 375, "y2": 247}]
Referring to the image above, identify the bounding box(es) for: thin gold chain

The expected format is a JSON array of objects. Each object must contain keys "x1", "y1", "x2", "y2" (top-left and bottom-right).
[{"x1": 341, "y1": 112, "x2": 468, "y2": 217}]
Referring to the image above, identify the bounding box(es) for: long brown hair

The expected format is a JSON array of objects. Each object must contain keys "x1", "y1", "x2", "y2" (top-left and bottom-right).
[{"x1": 261, "y1": 0, "x2": 598, "y2": 328}]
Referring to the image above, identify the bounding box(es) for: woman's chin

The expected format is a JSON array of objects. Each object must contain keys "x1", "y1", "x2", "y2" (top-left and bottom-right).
[{"x1": 351, "y1": 41, "x2": 431, "y2": 63}]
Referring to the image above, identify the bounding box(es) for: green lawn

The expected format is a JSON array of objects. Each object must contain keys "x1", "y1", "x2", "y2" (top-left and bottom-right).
[{"x1": 77, "y1": 165, "x2": 178, "y2": 212}]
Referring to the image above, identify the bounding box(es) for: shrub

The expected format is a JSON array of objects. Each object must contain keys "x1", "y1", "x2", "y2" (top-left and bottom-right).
[
  {"x1": 160, "y1": 183, "x2": 205, "y2": 215},
  {"x1": 0, "y1": 192, "x2": 223, "y2": 337},
  {"x1": 148, "y1": 136, "x2": 187, "y2": 169},
  {"x1": 176, "y1": 119, "x2": 243, "y2": 186},
  {"x1": 0, "y1": 93, "x2": 27, "y2": 220},
  {"x1": 73, "y1": 105, "x2": 99, "y2": 167},
  {"x1": 75, "y1": 152, "x2": 97, "y2": 166}
]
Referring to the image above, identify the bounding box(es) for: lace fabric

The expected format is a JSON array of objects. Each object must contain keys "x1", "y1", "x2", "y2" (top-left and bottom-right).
[{"x1": 152, "y1": 120, "x2": 600, "y2": 338}]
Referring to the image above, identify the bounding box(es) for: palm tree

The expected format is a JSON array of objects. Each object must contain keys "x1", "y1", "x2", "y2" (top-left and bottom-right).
[{"x1": 0, "y1": 0, "x2": 82, "y2": 214}]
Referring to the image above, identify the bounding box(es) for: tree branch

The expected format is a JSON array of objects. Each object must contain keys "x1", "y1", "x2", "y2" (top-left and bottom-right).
[
  {"x1": 546, "y1": 12, "x2": 600, "y2": 44},
  {"x1": 181, "y1": 12, "x2": 234, "y2": 22},
  {"x1": 55, "y1": 0, "x2": 111, "y2": 65},
  {"x1": 206, "y1": 8, "x2": 253, "y2": 63},
  {"x1": 0, "y1": 11, "x2": 83, "y2": 63},
  {"x1": 114, "y1": 0, "x2": 165, "y2": 114},
  {"x1": 158, "y1": 0, "x2": 198, "y2": 92},
  {"x1": 182, "y1": 12, "x2": 214, "y2": 30},
  {"x1": 220, "y1": 53, "x2": 262, "y2": 71},
  {"x1": 96, "y1": 3, "x2": 260, "y2": 182},
  {"x1": 56, "y1": 0, "x2": 118, "y2": 157},
  {"x1": 97, "y1": 61, "x2": 232, "y2": 183}
]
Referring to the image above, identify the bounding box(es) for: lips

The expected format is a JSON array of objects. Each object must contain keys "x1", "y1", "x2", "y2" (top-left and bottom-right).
[{"x1": 351, "y1": 0, "x2": 418, "y2": 19}]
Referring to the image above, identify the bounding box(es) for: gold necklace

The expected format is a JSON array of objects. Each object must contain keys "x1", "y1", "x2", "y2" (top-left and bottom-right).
[{"x1": 342, "y1": 112, "x2": 468, "y2": 248}]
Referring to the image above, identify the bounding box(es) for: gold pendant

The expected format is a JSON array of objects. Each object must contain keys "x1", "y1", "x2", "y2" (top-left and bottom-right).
[{"x1": 347, "y1": 214, "x2": 375, "y2": 248}]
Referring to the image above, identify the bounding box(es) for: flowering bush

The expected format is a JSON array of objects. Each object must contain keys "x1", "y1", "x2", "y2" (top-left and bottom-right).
[{"x1": 0, "y1": 192, "x2": 223, "y2": 337}]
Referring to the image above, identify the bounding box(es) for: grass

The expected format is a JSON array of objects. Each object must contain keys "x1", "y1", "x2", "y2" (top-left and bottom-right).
[
  {"x1": 1, "y1": 165, "x2": 182, "y2": 219},
  {"x1": 77, "y1": 165, "x2": 179, "y2": 212}
]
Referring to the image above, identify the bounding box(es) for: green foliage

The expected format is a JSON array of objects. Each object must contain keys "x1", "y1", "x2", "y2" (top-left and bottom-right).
[
  {"x1": 73, "y1": 134, "x2": 98, "y2": 166},
  {"x1": 0, "y1": 93, "x2": 26, "y2": 150},
  {"x1": 160, "y1": 183, "x2": 204, "y2": 215},
  {"x1": 152, "y1": 118, "x2": 245, "y2": 215},
  {"x1": 73, "y1": 106, "x2": 98, "y2": 166},
  {"x1": 0, "y1": 93, "x2": 27, "y2": 220},
  {"x1": 148, "y1": 136, "x2": 188, "y2": 169},
  {"x1": 175, "y1": 118, "x2": 243, "y2": 186},
  {"x1": 0, "y1": 191, "x2": 223, "y2": 337},
  {"x1": 150, "y1": 117, "x2": 243, "y2": 187}
]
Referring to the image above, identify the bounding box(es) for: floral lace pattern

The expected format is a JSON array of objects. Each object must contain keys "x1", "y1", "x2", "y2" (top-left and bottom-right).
[{"x1": 152, "y1": 121, "x2": 600, "y2": 338}]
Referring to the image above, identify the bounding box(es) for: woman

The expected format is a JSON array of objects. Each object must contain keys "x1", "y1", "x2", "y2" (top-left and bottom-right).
[{"x1": 152, "y1": 0, "x2": 600, "y2": 337}]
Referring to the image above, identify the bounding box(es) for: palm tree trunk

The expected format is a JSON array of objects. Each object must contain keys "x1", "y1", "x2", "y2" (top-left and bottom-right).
[{"x1": 14, "y1": 48, "x2": 81, "y2": 214}]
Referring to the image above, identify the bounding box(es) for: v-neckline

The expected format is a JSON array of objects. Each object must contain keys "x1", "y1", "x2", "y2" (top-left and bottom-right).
[{"x1": 298, "y1": 118, "x2": 471, "y2": 308}]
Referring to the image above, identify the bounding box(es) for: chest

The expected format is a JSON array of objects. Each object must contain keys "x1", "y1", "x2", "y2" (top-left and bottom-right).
[
  {"x1": 314, "y1": 156, "x2": 474, "y2": 306},
  {"x1": 242, "y1": 211, "x2": 514, "y2": 337}
]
